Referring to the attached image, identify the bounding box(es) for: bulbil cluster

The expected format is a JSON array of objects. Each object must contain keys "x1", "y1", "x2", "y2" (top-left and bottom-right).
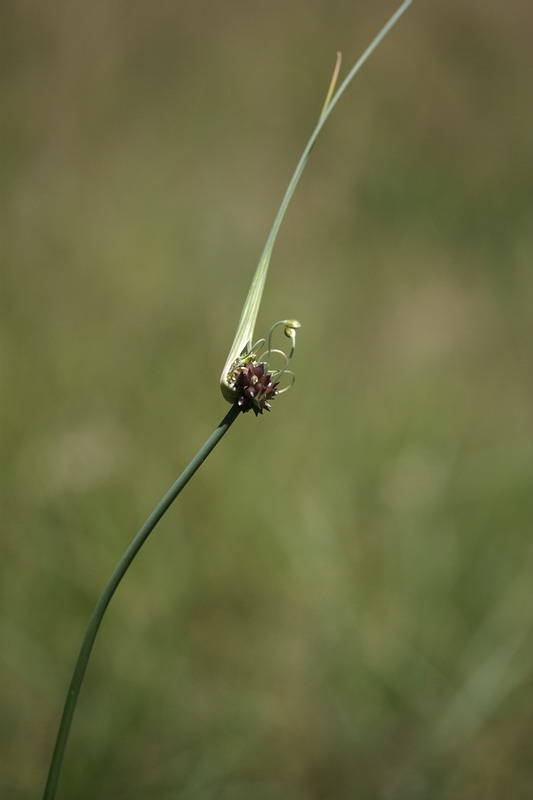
[{"x1": 233, "y1": 361, "x2": 279, "y2": 415}]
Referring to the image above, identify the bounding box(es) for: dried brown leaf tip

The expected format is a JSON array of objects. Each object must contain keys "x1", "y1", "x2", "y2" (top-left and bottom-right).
[{"x1": 227, "y1": 320, "x2": 301, "y2": 416}]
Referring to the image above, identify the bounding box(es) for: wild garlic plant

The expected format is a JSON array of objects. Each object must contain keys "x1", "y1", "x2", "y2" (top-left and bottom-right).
[{"x1": 43, "y1": 3, "x2": 412, "y2": 797}]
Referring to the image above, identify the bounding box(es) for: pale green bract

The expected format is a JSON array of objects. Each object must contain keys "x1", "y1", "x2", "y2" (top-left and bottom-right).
[{"x1": 220, "y1": 0, "x2": 412, "y2": 403}]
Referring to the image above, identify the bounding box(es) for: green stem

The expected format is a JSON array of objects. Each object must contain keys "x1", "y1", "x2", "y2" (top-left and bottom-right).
[{"x1": 43, "y1": 403, "x2": 242, "y2": 800}]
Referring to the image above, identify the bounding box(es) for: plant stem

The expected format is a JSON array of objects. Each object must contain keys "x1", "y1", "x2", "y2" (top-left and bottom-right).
[{"x1": 43, "y1": 403, "x2": 242, "y2": 800}]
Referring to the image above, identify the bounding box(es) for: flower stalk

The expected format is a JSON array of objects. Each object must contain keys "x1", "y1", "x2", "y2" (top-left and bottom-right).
[{"x1": 43, "y1": 404, "x2": 241, "y2": 800}]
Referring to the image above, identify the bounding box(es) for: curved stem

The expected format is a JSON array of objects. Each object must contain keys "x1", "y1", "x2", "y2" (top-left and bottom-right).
[{"x1": 43, "y1": 403, "x2": 242, "y2": 800}]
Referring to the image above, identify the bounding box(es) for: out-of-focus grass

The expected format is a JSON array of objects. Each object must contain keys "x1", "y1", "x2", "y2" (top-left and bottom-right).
[{"x1": 2, "y1": 1, "x2": 533, "y2": 798}]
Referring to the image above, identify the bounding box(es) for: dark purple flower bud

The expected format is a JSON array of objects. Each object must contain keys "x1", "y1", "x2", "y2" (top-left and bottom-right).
[{"x1": 232, "y1": 361, "x2": 279, "y2": 416}]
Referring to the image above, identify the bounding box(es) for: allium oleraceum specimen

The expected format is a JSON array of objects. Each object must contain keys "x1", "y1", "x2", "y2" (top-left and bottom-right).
[{"x1": 43, "y1": 5, "x2": 413, "y2": 800}]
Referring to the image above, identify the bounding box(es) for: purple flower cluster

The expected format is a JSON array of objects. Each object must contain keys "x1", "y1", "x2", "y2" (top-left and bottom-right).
[{"x1": 234, "y1": 361, "x2": 279, "y2": 415}]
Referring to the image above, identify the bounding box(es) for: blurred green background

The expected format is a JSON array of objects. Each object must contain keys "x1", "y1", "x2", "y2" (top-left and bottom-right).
[{"x1": 2, "y1": 1, "x2": 533, "y2": 797}]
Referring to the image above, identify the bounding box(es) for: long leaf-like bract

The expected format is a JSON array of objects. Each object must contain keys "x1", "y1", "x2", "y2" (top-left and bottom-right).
[{"x1": 220, "y1": 0, "x2": 412, "y2": 401}]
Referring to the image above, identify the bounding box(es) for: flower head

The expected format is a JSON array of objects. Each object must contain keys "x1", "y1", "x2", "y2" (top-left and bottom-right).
[
  {"x1": 234, "y1": 361, "x2": 279, "y2": 415},
  {"x1": 223, "y1": 319, "x2": 300, "y2": 415}
]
